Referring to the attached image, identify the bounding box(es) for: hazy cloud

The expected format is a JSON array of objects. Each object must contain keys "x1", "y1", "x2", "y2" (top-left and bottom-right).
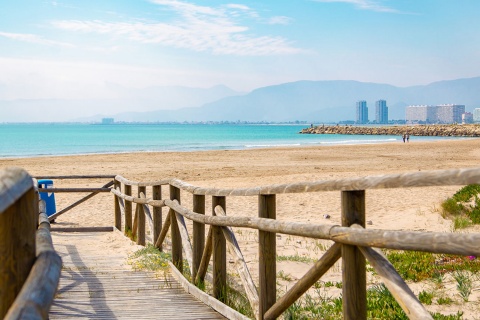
[
  {"x1": 267, "y1": 16, "x2": 292, "y2": 25},
  {"x1": 313, "y1": 0, "x2": 400, "y2": 13},
  {"x1": 0, "y1": 31, "x2": 74, "y2": 47},
  {"x1": 51, "y1": 1, "x2": 302, "y2": 55}
]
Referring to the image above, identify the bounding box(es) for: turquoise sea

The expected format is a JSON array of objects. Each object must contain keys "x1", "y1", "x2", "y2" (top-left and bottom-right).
[{"x1": 0, "y1": 123, "x2": 457, "y2": 158}]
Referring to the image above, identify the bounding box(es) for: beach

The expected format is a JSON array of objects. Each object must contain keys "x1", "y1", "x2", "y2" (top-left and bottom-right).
[{"x1": 3, "y1": 138, "x2": 480, "y2": 317}]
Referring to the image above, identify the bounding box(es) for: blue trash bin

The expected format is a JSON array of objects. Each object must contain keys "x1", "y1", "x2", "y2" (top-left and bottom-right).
[{"x1": 38, "y1": 179, "x2": 56, "y2": 217}]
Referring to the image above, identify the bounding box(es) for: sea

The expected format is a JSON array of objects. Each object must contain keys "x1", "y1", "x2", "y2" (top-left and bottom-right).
[{"x1": 0, "y1": 123, "x2": 459, "y2": 158}]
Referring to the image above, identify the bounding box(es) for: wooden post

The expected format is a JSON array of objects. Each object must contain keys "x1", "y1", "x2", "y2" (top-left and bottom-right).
[
  {"x1": 114, "y1": 180, "x2": 121, "y2": 230},
  {"x1": 153, "y1": 185, "x2": 162, "y2": 250},
  {"x1": 0, "y1": 168, "x2": 36, "y2": 318},
  {"x1": 192, "y1": 194, "x2": 205, "y2": 281},
  {"x1": 125, "y1": 184, "x2": 132, "y2": 234},
  {"x1": 259, "y1": 194, "x2": 276, "y2": 319},
  {"x1": 137, "y1": 186, "x2": 146, "y2": 246},
  {"x1": 212, "y1": 196, "x2": 226, "y2": 302},
  {"x1": 341, "y1": 190, "x2": 366, "y2": 320},
  {"x1": 170, "y1": 185, "x2": 182, "y2": 271}
]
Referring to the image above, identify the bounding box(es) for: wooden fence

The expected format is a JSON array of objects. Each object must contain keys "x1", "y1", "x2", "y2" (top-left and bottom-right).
[
  {"x1": 112, "y1": 167, "x2": 480, "y2": 320},
  {"x1": 0, "y1": 167, "x2": 62, "y2": 319}
]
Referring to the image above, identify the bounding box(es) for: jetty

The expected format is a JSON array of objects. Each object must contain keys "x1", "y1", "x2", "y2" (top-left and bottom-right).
[
  {"x1": 300, "y1": 123, "x2": 480, "y2": 136},
  {"x1": 2, "y1": 167, "x2": 480, "y2": 319}
]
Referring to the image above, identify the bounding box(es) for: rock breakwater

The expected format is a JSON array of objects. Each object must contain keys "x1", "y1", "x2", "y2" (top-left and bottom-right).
[{"x1": 300, "y1": 124, "x2": 480, "y2": 137}]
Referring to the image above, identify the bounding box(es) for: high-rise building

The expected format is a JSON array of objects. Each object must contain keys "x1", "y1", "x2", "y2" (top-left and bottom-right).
[
  {"x1": 406, "y1": 104, "x2": 466, "y2": 124},
  {"x1": 375, "y1": 100, "x2": 388, "y2": 124},
  {"x1": 405, "y1": 105, "x2": 436, "y2": 124},
  {"x1": 436, "y1": 104, "x2": 465, "y2": 124},
  {"x1": 473, "y1": 108, "x2": 480, "y2": 123},
  {"x1": 356, "y1": 100, "x2": 368, "y2": 124},
  {"x1": 462, "y1": 112, "x2": 473, "y2": 124}
]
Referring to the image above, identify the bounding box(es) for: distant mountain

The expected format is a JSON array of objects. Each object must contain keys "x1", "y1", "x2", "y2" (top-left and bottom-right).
[
  {"x1": 2, "y1": 78, "x2": 479, "y2": 123},
  {"x1": 0, "y1": 84, "x2": 243, "y2": 122},
  {"x1": 112, "y1": 77, "x2": 479, "y2": 123}
]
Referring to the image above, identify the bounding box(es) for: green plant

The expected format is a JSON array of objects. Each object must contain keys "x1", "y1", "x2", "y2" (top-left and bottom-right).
[
  {"x1": 453, "y1": 216, "x2": 472, "y2": 230},
  {"x1": 437, "y1": 296, "x2": 453, "y2": 305},
  {"x1": 418, "y1": 290, "x2": 434, "y2": 305},
  {"x1": 453, "y1": 271, "x2": 472, "y2": 302},
  {"x1": 441, "y1": 184, "x2": 480, "y2": 224},
  {"x1": 128, "y1": 244, "x2": 170, "y2": 272},
  {"x1": 277, "y1": 254, "x2": 315, "y2": 263}
]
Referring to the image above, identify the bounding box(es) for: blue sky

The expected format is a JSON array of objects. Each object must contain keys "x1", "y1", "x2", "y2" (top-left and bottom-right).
[{"x1": 0, "y1": 0, "x2": 479, "y2": 116}]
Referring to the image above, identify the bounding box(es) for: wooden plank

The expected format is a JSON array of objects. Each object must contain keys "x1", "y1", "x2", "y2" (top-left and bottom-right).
[
  {"x1": 154, "y1": 214, "x2": 171, "y2": 250},
  {"x1": 195, "y1": 226, "x2": 213, "y2": 285},
  {"x1": 114, "y1": 181, "x2": 121, "y2": 231},
  {"x1": 169, "y1": 261, "x2": 249, "y2": 320},
  {"x1": 137, "y1": 186, "x2": 146, "y2": 246},
  {"x1": 38, "y1": 187, "x2": 111, "y2": 193},
  {"x1": 49, "y1": 232, "x2": 226, "y2": 319},
  {"x1": 357, "y1": 244, "x2": 432, "y2": 319},
  {"x1": 264, "y1": 243, "x2": 342, "y2": 320},
  {"x1": 124, "y1": 185, "x2": 132, "y2": 234},
  {"x1": 212, "y1": 196, "x2": 227, "y2": 302},
  {"x1": 0, "y1": 167, "x2": 33, "y2": 213},
  {"x1": 215, "y1": 206, "x2": 259, "y2": 319},
  {"x1": 174, "y1": 210, "x2": 194, "y2": 277},
  {"x1": 50, "y1": 227, "x2": 114, "y2": 232},
  {"x1": 341, "y1": 190, "x2": 366, "y2": 320},
  {"x1": 0, "y1": 167, "x2": 36, "y2": 318},
  {"x1": 168, "y1": 167, "x2": 480, "y2": 196},
  {"x1": 170, "y1": 185, "x2": 182, "y2": 271},
  {"x1": 153, "y1": 185, "x2": 162, "y2": 250},
  {"x1": 258, "y1": 194, "x2": 276, "y2": 320},
  {"x1": 35, "y1": 175, "x2": 116, "y2": 179},
  {"x1": 192, "y1": 194, "x2": 205, "y2": 282},
  {"x1": 48, "y1": 181, "x2": 114, "y2": 222},
  {"x1": 5, "y1": 250, "x2": 62, "y2": 320}
]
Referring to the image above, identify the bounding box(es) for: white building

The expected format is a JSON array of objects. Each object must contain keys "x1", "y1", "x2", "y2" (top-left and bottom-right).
[
  {"x1": 436, "y1": 104, "x2": 465, "y2": 124},
  {"x1": 405, "y1": 105, "x2": 436, "y2": 124},
  {"x1": 462, "y1": 112, "x2": 473, "y2": 124},
  {"x1": 473, "y1": 108, "x2": 480, "y2": 123}
]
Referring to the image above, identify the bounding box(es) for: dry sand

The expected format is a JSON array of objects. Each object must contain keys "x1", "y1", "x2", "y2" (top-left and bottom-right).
[{"x1": 3, "y1": 138, "x2": 480, "y2": 317}]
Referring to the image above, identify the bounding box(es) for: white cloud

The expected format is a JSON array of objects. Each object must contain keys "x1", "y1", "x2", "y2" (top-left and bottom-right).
[
  {"x1": 51, "y1": 1, "x2": 302, "y2": 56},
  {"x1": 0, "y1": 31, "x2": 74, "y2": 48},
  {"x1": 313, "y1": 0, "x2": 400, "y2": 13},
  {"x1": 267, "y1": 16, "x2": 292, "y2": 25}
]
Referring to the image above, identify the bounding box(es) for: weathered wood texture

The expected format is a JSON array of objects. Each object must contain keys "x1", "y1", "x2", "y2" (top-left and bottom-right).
[
  {"x1": 212, "y1": 197, "x2": 227, "y2": 302},
  {"x1": 0, "y1": 168, "x2": 36, "y2": 319},
  {"x1": 38, "y1": 187, "x2": 111, "y2": 193},
  {"x1": 49, "y1": 232, "x2": 225, "y2": 320},
  {"x1": 6, "y1": 211, "x2": 61, "y2": 320},
  {"x1": 258, "y1": 194, "x2": 276, "y2": 320},
  {"x1": 124, "y1": 185, "x2": 132, "y2": 233},
  {"x1": 341, "y1": 190, "x2": 366, "y2": 320},
  {"x1": 192, "y1": 194, "x2": 205, "y2": 281},
  {"x1": 114, "y1": 181, "x2": 121, "y2": 230},
  {"x1": 153, "y1": 185, "x2": 162, "y2": 249},
  {"x1": 215, "y1": 206, "x2": 259, "y2": 319},
  {"x1": 170, "y1": 186, "x2": 183, "y2": 270},
  {"x1": 137, "y1": 187, "x2": 146, "y2": 245},
  {"x1": 35, "y1": 175, "x2": 116, "y2": 180}
]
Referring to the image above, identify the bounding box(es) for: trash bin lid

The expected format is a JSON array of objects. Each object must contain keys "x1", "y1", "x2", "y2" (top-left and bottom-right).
[{"x1": 38, "y1": 179, "x2": 54, "y2": 185}]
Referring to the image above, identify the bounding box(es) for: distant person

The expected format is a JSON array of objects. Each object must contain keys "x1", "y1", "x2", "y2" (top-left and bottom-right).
[
  {"x1": 402, "y1": 134, "x2": 406, "y2": 143},
  {"x1": 406, "y1": 134, "x2": 410, "y2": 142}
]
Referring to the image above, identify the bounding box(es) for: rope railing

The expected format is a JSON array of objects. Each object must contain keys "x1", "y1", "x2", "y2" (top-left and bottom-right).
[{"x1": 111, "y1": 167, "x2": 480, "y2": 320}]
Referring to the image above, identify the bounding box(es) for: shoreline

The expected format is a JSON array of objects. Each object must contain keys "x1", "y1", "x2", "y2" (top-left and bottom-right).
[{"x1": 0, "y1": 135, "x2": 471, "y2": 161}]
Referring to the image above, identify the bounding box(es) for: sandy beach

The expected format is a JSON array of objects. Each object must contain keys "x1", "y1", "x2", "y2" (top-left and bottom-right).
[{"x1": 3, "y1": 138, "x2": 480, "y2": 317}]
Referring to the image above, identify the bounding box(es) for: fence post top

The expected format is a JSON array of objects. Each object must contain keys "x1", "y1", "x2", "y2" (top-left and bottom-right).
[{"x1": 0, "y1": 167, "x2": 33, "y2": 214}]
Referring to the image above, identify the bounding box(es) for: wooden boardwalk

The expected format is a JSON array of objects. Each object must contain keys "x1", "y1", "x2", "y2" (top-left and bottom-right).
[{"x1": 49, "y1": 231, "x2": 226, "y2": 319}]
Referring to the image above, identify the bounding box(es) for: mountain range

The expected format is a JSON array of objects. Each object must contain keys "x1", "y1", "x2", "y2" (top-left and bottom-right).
[
  {"x1": 91, "y1": 76, "x2": 480, "y2": 123},
  {"x1": 2, "y1": 77, "x2": 479, "y2": 123}
]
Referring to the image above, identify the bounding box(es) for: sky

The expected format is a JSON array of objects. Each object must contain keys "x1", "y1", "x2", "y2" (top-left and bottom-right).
[{"x1": 0, "y1": 0, "x2": 479, "y2": 120}]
